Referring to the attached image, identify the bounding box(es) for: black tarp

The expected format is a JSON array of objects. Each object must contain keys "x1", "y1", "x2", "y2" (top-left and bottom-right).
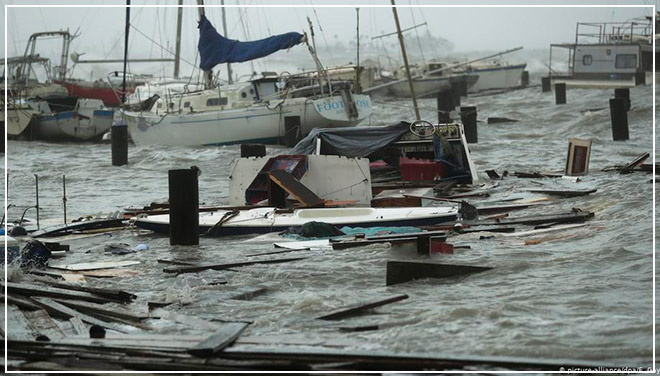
[{"x1": 289, "y1": 122, "x2": 411, "y2": 158}]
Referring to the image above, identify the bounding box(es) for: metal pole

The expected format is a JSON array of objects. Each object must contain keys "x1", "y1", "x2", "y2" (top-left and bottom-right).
[
  {"x1": 34, "y1": 174, "x2": 39, "y2": 229},
  {"x1": 355, "y1": 7, "x2": 361, "y2": 93},
  {"x1": 221, "y1": 0, "x2": 233, "y2": 84},
  {"x1": 173, "y1": 0, "x2": 183, "y2": 78},
  {"x1": 391, "y1": 0, "x2": 420, "y2": 121},
  {"x1": 62, "y1": 174, "x2": 67, "y2": 224},
  {"x1": 121, "y1": 0, "x2": 131, "y2": 103}
]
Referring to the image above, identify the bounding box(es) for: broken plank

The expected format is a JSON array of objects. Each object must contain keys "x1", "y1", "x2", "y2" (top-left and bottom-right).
[
  {"x1": 268, "y1": 169, "x2": 324, "y2": 207},
  {"x1": 476, "y1": 203, "x2": 545, "y2": 215},
  {"x1": 157, "y1": 259, "x2": 193, "y2": 266},
  {"x1": 69, "y1": 316, "x2": 88, "y2": 336},
  {"x1": 188, "y1": 322, "x2": 249, "y2": 357},
  {"x1": 78, "y1": 268, "x2": 140, "y2": 278},
  {"x1": 472, "y1": 210, "x2": 595, "y2": 226},
  {"x1": 30, "y1": 297, "x2": 128, "y2": 333},
  {"x1": 4, "y1": 282, "x2": 122, "y2": 304},
  {"x1": 23, "y1": 309, "x2": 66, "y2": 340},
  {"x1": 2, "y1": 294, "x2": 42, "y2": 311},
  {"x1": 33, "y1": 277, "x2": 136, "y2": 302},
  {"x1": 619, "y1": 152, "x2": 650, "y2": 174},
  {"x1": 53, "y1": 299, "x2": 148, "y2": 322},
  {"x1": 7, "y1": 305, "x2": 36, "y2": 340},
  {"x1": 316, "y1": 294, "x2": 409, "y2": 320},
  {"x1": 163, "y1": 257, "x2": 307, "y2": 274},
  {"x1": 386, "y1": 261, "x2": 492, "y2": 286},
  {"x1": 149, "y1": 308, "x2": 221, "y2": 331},
  {"x1": 61, "y1": 274, "x2": 86, "y2": 283},
  {"x1": 48, "y1": 260, "x2": 140, "y2": 271},
  {"x1": 527, "y1": 188, "x2": 597, "y2": 198}
]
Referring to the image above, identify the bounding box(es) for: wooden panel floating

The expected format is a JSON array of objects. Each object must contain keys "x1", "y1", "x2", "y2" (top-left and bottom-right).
[
  {"x1": 268, "y1": 169, "x2": 325, "y2": 207},
  {"x1": 473, "y1": 210, "x2": 595, "y2": 226},
  {"x1": 163, "y1": 257, "x2": 308, "y2": 274},
  {"x1": 4, "y1": 282, "x2": 123, "y2": 304},
  {"x1": 316, "y1": 294, "x2": 409, "y2": 320},
  {"x1": 48, "y1": 260, "x2": 141, "y2": 271},
  {"x1": 23, "y1": 309, "x2": 65, "y2": 340},
  {"x1": 31, "y1": 297, "x2": 128, "y2": 333},
  {"x1": 33, "y1": 277, "x2": 136, "y2": 302},
  {"x1": 386, "y1": 261, "x2": 492, "y2": 286},
  {"x1": 527, "y1": 188, "x2": 597, "y2": 198},
  {"x1": 187, "y1": 322, "x2": 249, "y2": 357}
]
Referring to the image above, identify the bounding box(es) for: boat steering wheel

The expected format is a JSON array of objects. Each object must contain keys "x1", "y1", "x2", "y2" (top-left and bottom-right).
[{"x1": 409, "y1": 120, "x2": 437, "y2": 138}]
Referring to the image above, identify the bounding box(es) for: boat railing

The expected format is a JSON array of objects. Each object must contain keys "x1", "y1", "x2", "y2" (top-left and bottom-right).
[{"x1": 574, "y1": 20, "x2": 652, "y2": 45}]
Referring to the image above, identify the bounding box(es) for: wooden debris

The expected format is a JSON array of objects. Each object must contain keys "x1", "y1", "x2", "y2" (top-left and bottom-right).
[
  {"x1": 268, "y1": 169, "x2": 324, "y2": 207},
  {"x1": 487, "y1": 117, "x2": 519, "y2": 124},
  {"x1": 61, "y1": 274, "x2": 86, "y2": 283},
  {"x1": 619, "y1": 152, "x2": 650, "y2": 174},
  {"x1": 472, "y1": 210, "x2": 595, "y2": 226},
  {"x1": 432, "y1": 178, "x2": 459, "y2": 194},
  {"x1": 33, "y1": 277, "x2": 136, "y2": 302},
  {"x1": 229, "y1": 286, "x2": 268, "y2": 300},
  {"x1": 484, "y1": 169, "x2": 501, "y2": 180},
  {"x1": 330, "y1": 231, "x2": 446, "y2": 251},
  {"x1": 48, "y1": 260, "x2": 141, "y2": 271},
  {"x1": 513, "y1": 171, "x2": 562, "y2": 179},
  {"x1": 157, "y1": 258, "x2": 193, "y2": 266},
  {"x1": 7, "y1": 305, "x2": 36, "y2": 340},
  {"x1": 68, "y1": 317, "x2": 88, "y2": 336},
  {"x1": 565, "y1": 138, "x2": 592, "y2": 176},
  {"x1": 149, "y1": 308, "x2": 221, "y2": 331},
  {"x1": 475, "y1": 203, "x2": 542, "y2": 215},
  {"x1": 4, "y1": 282, "x2": 123, "y2": 304},
  {"x1": 30, "y1": 297, "x2": 128, "y2": 333},
  {"x1": 316, "y1": 294, "x2": 409, "y2": 320},
  {"x1": 3, "y1": 294, "x2": 42, "y2": 311},
  {"x1": 188, "y1": 322, "x2": 249, "y2": 357},
  {"x1": 527, "y1": 188, "x2": 597, "y2": 198},
  {"x1": 78, "y1": 268, "x2": 140, "y2": 278},
  {"x1": 53, "y1": 299, "x2": 148, "y2": 322},
  {"x1": 337, "y1": 319, "x2": 419, "y2": 332},
  {"x1": 163, "y1": 257, "x2": 307, "y2": 274},
  {"x1": 386, "y1": 261, "x2": 492, "y2": 286},
  {"x1": 29, "y1": 218, "x2": 127, "y2": 238},
  {"x1": 23, "y1": 309, "x2": 65, "y2": 340}
]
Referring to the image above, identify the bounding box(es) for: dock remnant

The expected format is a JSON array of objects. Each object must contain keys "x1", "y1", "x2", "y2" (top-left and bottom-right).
[
  {"x1": 168, "y1": 167, "x2": 199, "y2": 245},
  {"x1": 609, "y1": 98, "x2": 629, "y2": 141},
  {"x1": 460, "y1": 106, "x2": 478, "y2": 143},
  {"x1": 386, "y1": 261, "x2": 492, "y2": 286},
  {"x1": 267, "y1": 169, "x2": 324, "y2": 208},
  {"x1": 316, "y1": 294, "x2": 409, "y2": 320},
  {"x1": 555, "y1": 83, "x2": 566, "y2": 104},
  {"x1": 188, "y1": 322, "x2": 249, "y2": 357},
  {"x1": 614, "y1": 88, "x2": 631, "y2": 111},
  {"x1": 240, "y1": 144, "x2": 266, "y2": 158},
  {"x1": 618, "y1": 152, "x2": 649, "y2": 174},
  {"x1": 541, "y1": 77, "x2": 551, "y2": 92},
  {"x1": 437, "y1": 90, "x2": 454, "y2": 123},
  {"x1": 111, "y1": 122, "x2": 128, "y2": 166},
  {"x1": 565, "y1": 138, "x2": 592, "y2": 176}
]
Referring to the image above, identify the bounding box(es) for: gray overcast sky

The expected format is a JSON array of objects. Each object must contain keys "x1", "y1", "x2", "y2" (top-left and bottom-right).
[{"x1": 2, "y1": 1, "x2": 655, "y2": 80}]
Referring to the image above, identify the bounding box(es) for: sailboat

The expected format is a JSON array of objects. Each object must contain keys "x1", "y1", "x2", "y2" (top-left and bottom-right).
[{"x1": 123, "y1": 13, "x2": 372, "y2": 147}]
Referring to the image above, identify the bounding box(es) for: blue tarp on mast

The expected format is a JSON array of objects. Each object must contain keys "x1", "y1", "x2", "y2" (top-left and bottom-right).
[{"x1": 198, "y1": 14, "x2": 304, "y2": 71}]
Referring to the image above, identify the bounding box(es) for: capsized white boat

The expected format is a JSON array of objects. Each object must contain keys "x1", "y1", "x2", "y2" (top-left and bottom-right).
[
  {"x1": 32, "y1": 98, "x2": 114, "y2": 142},
  {"x1": 134, "y1": 206, "x2": 459, "y2": 237}
]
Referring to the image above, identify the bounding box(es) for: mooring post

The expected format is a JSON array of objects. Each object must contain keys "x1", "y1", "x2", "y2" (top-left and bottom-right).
[
  {"x1": 521, "y1": 71, "x2": 529, "y2": 87},
  {"x1": 240, "y1": 144, "x2": 266, "y2": 158},
  {"x1": 62, "y1": 174, "x2": 67, "y2": 224},
  {"x1": 541, "y1": 77, "x2": 551, "y2": 92},
  {"x1": 555, "y1": 83, "x2": 566, "y2": 105},
  {"x1": 450, "y1": 81, "x2": 462, "y2": 107},
  {"x1": 34, "y1": 174, "x2": 40, "y2": 229},
  {"x1": 614, "y1": 88, "x2": 631, "y2": 112},
  {"x1": 609, "y1": 98, "x2": 629, "y2": 141},
  {"x1": 168, "y1": 168, "x2": 199, "y2": 245},
  {"x1": 111, "y1": 121, "x2": 128, "y2": 166},
  {"x1": 437, "y1": 90, "x2": 454, "y2": 124},
  {"x1": 283, "y1": 116, "x2": 301, "y2": 147},
  {"x1": 460, "y1": 106, "x2": 478, "y2": 144},
  {"x1": 416, "y1": 235, "x2": 430, "y2": 255}
]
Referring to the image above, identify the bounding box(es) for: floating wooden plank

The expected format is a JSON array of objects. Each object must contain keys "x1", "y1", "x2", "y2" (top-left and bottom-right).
[
  {"x1": 61, "y1": 274, "x2": 86, "y2": 283},
  {"x1": 472, "y1": 210, "x2": 595, "y2": 226},
  {"x1": 272, "y1": 240, "x2": 331, "y2": 251},
  {"x1": 513, "y1": 171, "x2": 562, "y2": 179},
  {"x1": 487, "y1": 117, "x2": 518, "y2": 124},
  {"x1": 458, "y1": 226, "x2": 516, "y2": 234},
  {"x1": 4, "y1": 282, "x2": 121, "y2": 304},
  {"x1": 78, "y1": 268, "x2": 140, "y2": 278},
  {"x1": 157, "y1": 258, "x2": 193, "y2": 266},
  {"x1": 33, "y1": 277, "x2": 136, "y2": 302},
  {"x1": 188, "y1": 322, "x2": 249, "y2": 357},
  {"x1": 53, "y1": 299, "x2": 148, "y2": 322},
  {"x1": 386, "y1": 261, "x2": 492, "y2": 286},
  {"x1": 316, "y1": 294, "x2": 409, "y2": 320},
  {"x1": 29, "y1": 218, "x2": 127, "y2": 238},
  {"x1": 7, "y1": 305, "x2": 35, "y2": 340},
  {"x1": 475, "y1": 203, "x2": 543, "y2": 215},
  {"x1": 23, "y1": 309, "x2": 65, "y2": 340},
  {"x1": 163, "y1": 257, "x2": 307, "y2": 274},
  {"x1": 69, "y1": 316, "x2": 88, "y2": 336},
  {"x1": 527, "y1": 188, "x2": 597, "y2": 198},
  {"x1": 48, "y1": 260, "x2": 140, "y2": 271},
  {"x1": 484, "y1": 169, "x2": 501, "y2": 180},
  {"x1": 268, "y1": 169, "x2": 324, "y2": 207},
  {"x1": 618, "y1": 152, "x2": 649, "y2": 174},
  {"x1": 31, "y1": 297, "x2": 128, "y2": 333},
  {"x1": 2, "y1": 294, "x2": 42, "y2": 311}
]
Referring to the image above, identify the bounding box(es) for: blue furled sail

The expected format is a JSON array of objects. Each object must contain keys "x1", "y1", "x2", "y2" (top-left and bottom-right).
[{"x1": 198, "y1": 14, "x2": 304, "y2": 71}]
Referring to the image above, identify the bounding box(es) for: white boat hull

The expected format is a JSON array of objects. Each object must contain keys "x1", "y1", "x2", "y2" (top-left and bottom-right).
[
  {"x1": 135, "y1": 206, "x2": 459, "y2": 237},
  {"x1": 467, "y1": 64, "x2": 527, "y2": 93},
  {"x1": 383, "y1": 75, "x2": 477, "y2": 98},
  {"x1": 124, "y1": 94, "x2": 372, "y2": 147},
  {"x1": 3, "y1": 106, "x2": 37, "y2": 138},
  {"x1": 36, "y1": 109, "x2": 114, "y2": 141}
]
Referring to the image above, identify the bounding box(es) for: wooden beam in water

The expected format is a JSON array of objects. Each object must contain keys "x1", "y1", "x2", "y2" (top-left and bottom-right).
[
  {"x1": 187, "y1": 322, "x2": 249, "y2": 357},
  {"x1": 268, "y1": 169, "x2": 324, "y2": 207},
  {"x1": 4, "y1": 282, "x2": 122, "y2": 304},
  {"x1": 316, "y1": 294, "x2": 409, "y2": 320},
  {"x1": 31, "y1": 297, "x2": 128, "y2": 333},
  {"x1": 23, "y1": 309, "x2": 66, "y2": 340},
  {"x1": 163, "y1": 257, "x2": 308, "y2": 274},
  {"x1": 386, "y1": 261, "x2": 492, "y2": 286}
]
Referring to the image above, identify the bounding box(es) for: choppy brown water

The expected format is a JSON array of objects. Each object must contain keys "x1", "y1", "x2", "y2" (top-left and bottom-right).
[{"x1": 4, "y1": 76, "x2": 655, "y2": 368}]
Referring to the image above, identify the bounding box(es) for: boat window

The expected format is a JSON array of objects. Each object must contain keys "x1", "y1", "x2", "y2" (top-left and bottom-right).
[
  {"x1": 582, "y1": 55, "x2": 592, "y2": 65},
  {"x1": 206, "y1": 97, "x2": 229, "y2": 106},
  {"x1": 241, "y1": 92, "x2": 247, "y2": 98},
  {"x1": 183, "y1": 101, "x2": 190, "y2": 107},
  {"x1": 615, "y1": 54, "x2": 637, "y2": 69}
]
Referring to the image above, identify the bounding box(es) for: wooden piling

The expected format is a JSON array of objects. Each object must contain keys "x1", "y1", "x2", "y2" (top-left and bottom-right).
[
  {"x1": 240, "y1": 144, "x2": 266, "y2": 158},
  {"x1": 541, "y1": 77, "x2": 551, "y2": 92},
  {"x1": 450, "y1": 81, "x2": 464, "y2": 107},
  {"x1": 111, "y1": 123, "x2": 128, "y2": 166},
  {"x1": 437, "y1": 90, "x2": 454, "y2": 123},
  {"x1": 521, "y1": 71, "x2": 529, "y2": 87},
  {"x1": 416, "y1": 235, "x2": 430, "y2": 255},
  {"x1": 555, "y1": 83, "x2": 566, "y2": 105},
  {"x1": 609, "y1": 98, "x2": 629, "y2": 141},
  {"x1": 284, "y1": 116, "x2": 301, "y2": 147},
  {"x1": 614, "y1": 88, "x2": 631, "y2": 112},
  {"x1": 168, "y1": 168, "x2": 199, "y2": 245},
  {"x1": 460, "y1": 106, "x2": 478, "y2": 144}
]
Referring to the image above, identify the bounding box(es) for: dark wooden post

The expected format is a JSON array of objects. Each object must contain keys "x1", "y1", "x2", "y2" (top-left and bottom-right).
[
  {"x1": 416, "y1": 235, "x2": 430, "y2": 255},
  {"x1": 460, "y1": 106, "x2": 478, "y2": 144},
  {"x1": 614, "y1": 88, "x2": 631, "y2": 112},
  {"x1": 609, "y1": 98, "x2": 629, "y2": 141},
  {"x1": 541, "y1": 77, "x2": 551, "y2": 92},
  {"x1": 437, "y1": 90, "x2": 454, "y2": 124},
  {"x1": 555, "y1": 83, "x2": 566, "y2": 105},
  {"x1": 240, "y1": 144, "x2": 266, "y2": 158},
  {"x1": 169, "y1": 168, "x2": 199, "y2": 245},
  {"x1": 267, "y1": 178, "x2": 287, "y2": 208},
  {"x1": 284, "y1": 116, "x2": 301, "y2": 147},
  {"x1": 521, "y1": 71, "x2": 529, "y2": 87},
  {"x1": 111, "y1": 123, "x2": 128, "y2": 166}
]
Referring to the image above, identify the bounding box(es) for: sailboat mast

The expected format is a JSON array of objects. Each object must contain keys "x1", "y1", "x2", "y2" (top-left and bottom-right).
[
  {"x1": 221, "y1": 0, "x2": 233, "y2": 84},
  {"x1": 391, "y1": 0, "x2": 420, "y2": 121},
  {"x1": 196, "y1": 0, "x2": 213, "y2": 88},
  {"x1": 121, "y1": 0, "x2": 130, "y2": 103},
  {"x1": 355, "y1": 7, "x2": 361, "y2": 94},
  {"x1": 174, "y1": 0, "x2": 183, "y2": 78}
]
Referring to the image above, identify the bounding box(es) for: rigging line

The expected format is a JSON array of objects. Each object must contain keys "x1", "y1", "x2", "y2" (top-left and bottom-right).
[
  {"x1": 130, "y1": 25, "x2": 197, "y2": 68},
  {"x1": 408, "y1": 0, "x2": 426, "y2": 67},
  {"x1": 310, "y1": 5, "x2": 335, "y2": 65}
]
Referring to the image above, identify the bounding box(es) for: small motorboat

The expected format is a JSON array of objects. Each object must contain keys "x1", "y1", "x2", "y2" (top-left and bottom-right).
[{"x1": 134, "y1": 206, "x2": 459, "y2": 237}]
